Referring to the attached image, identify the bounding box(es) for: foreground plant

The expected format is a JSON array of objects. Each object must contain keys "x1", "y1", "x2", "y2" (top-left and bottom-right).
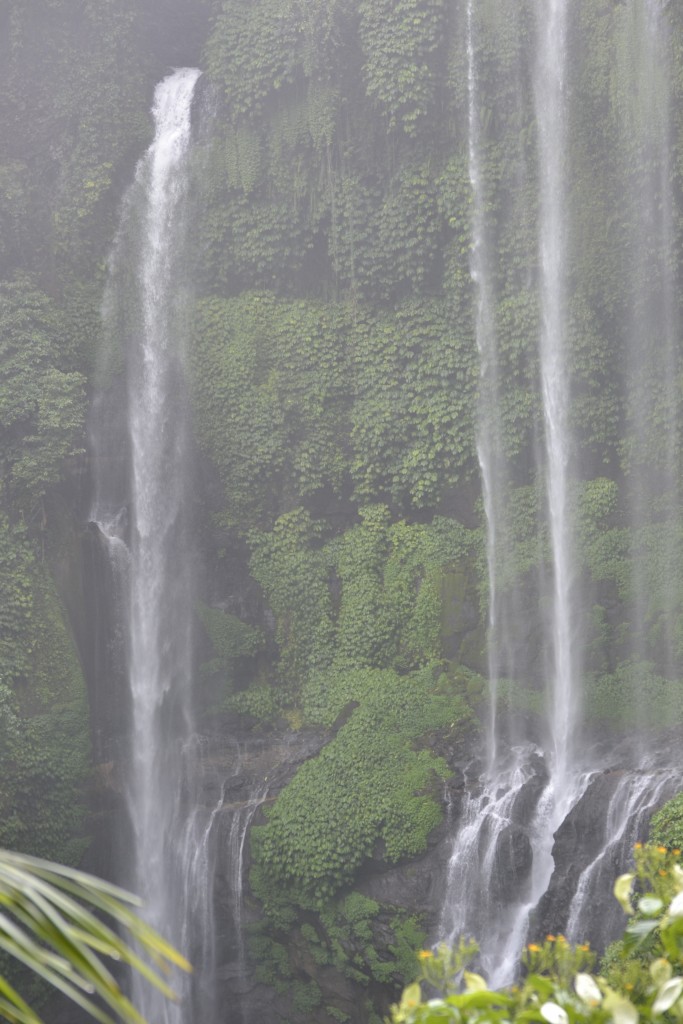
[
  {"x1": 390, "y1": 845, "x2": 683, "y2": 1024},
  {"x1": 0, "y1": 849, "x2": 190, "y2": 1024}
]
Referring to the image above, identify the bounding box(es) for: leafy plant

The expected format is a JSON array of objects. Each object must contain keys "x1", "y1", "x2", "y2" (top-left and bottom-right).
[{"x1": 0, "y1": 849, "x2": 190, "y2": 1024}]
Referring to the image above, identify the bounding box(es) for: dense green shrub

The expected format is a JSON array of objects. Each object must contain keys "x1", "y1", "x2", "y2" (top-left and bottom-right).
[
  {"x1": 650, "y1": 796, "x2": 683, "y2": 852},
  {"x1": 0, "y1": 281, "x2": 86, "y2": 521},
  {"x1": 0, "y1": 518, "x2": 89, "y2": 864},
  {"x1": 252, "y1": 667, "x2": 470, "y2": 908}
]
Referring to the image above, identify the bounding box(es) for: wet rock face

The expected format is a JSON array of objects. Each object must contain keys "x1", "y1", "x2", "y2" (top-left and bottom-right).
[
  {"x1": 490, "y1": 824, "x2": 533, "y2": 903},
  {"x1": 531, "y1": 774, "x2": 618, "y2": 940}
]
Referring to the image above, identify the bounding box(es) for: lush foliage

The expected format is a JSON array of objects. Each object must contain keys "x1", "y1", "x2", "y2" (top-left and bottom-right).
[
  {"x1": 0, "y1": 519, "x2": 89, "y2": 865},
  {"x1": 252, "y1": 667, "x2": 469, "y2": 907},
  {"x1": 0, "y1": 281, "x2": 86, "y2": 521},
  {"x1": 650, "y1": 798, "x2": 683, "y2": 854},
  {"x1": 190, "y1": 295, "x2": 477, "y2": 529}
]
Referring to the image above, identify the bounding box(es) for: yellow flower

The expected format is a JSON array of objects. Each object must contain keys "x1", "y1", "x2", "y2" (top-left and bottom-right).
[
  {"x1": 579, "y1": 944, "x2": 590, "y2": 952},
  {"x1": 557, "y1": 935, "x2": 567, "y2": 944},
  {"x1": 633, "y1": 842, "x2": 643, "y2": 850},
  {"x1": 418, "y1": 950, "x2": 434, "y2": 960},
  {"x1": 658, "y1": 846, "x2": 668, "y2": 854},
  {"x1": 659, "y1": 869, "x2": 668, "y2": 877},
  {"x1": 527, "y1": 943, "x2": 541, "y2": 953},
  {"x1": 674, "y1": 849, "x2": 681, "y2": 856},
  {"x1": 546, "y1": 935, "x2": 556, "y2": 942}
]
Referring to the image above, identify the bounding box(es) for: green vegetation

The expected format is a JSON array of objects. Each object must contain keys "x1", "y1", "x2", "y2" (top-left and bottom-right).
[
  {"x1": 253, "y1": 667, "x2": 467, "y2": 907},
  {"x1": 650, "y1": 797, "x2": 683, "y2": 853}
]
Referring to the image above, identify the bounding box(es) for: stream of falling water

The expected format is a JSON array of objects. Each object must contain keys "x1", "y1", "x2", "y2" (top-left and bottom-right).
[
  {"x1": 535, "y1": 0, "x2": 576, "y2": 796},
  {"x1": 440, "y1": 0, "x2": 584, "y2": 982},
  {"x1": 92, "y1": 68, "x2": 213, "y2": 1024},
  {"x1": 227, "y1": 777, "x2": 271, "y2": 1024},
  {"x1": 466, "y1": 0, "x2": 503, "y2": 771}
]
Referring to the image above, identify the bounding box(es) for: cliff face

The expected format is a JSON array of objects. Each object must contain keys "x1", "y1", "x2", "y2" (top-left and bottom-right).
[{"x1": 5, "y1": 2, "x2": 683, "y2": 1022}]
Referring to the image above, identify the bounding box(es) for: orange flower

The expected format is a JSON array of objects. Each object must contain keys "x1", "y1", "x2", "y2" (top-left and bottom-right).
[
  {"x1": 579, "y1": 944, "x2": 590, "y2": 952},
  {"x1": 418, "y1": 950, "x2": 434, "y2": 960},
  {"x1": 546, "y1": 935, "x2": 556, "y2": 942}
]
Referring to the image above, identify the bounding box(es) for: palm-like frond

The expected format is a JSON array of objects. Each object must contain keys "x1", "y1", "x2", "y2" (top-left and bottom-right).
[{"x1": 0, "y1": 849, "x2": 191, "y2": 1024}]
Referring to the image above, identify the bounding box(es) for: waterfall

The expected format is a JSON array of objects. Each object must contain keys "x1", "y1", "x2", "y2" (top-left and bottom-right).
[
  {"x1": 439, "y1": 0, "x2": 577, "y2": 978},
  {"x1": 467, "y1": 0, "x2": 502, "y2": 766},
  {"x1": 566, "y1": 764, "x2": 682, "y2": 946},
  {"x1": 226, "y1": 777, "x2": 270, "y2": 1024},
  {"x1": 535, "y1": 0, "x2": 577, "y2": 795},
  {"x1": 91, "y1": 67, "x2": 212, "y2": 1024}
]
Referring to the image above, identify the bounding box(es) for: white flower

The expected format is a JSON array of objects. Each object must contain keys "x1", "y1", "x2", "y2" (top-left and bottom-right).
[
  {"x1": 652, "y1": 978, "x2": 683, "y2": 1015},
  {"x1": 575, "y1": 973, "x2": 602, "y2": 1006},
  {"x1": 541, "y1": 1002, "x2": 568, "y2": 1024}
]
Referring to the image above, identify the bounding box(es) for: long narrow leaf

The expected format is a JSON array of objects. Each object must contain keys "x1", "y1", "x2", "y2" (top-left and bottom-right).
[
  {"x1": 0, "y1": 973, "x2": 42, "y2": 1024},
  {"x1": 0, "y1": 854, "x2": 140, "y2": 906},
  {"x1": 0, "y1": 849, "x2": 191, "y2": 1024}
]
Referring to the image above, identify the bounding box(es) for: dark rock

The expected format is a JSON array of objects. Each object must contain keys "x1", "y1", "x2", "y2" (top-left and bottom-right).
[
  {"x1": 532, "y1": 771, "x2": 623, "y2": 939},
  {"x1": 490, "y1": 824, "x2": 533, "y2": 902}
]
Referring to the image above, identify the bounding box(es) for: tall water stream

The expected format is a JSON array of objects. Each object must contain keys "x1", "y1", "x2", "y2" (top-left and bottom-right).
[{"x1": 90, "y1": 68, "x2": 221, "y2": 1023}]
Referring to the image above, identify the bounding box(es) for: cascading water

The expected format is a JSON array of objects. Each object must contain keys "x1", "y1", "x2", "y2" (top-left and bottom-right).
[
  {"x1": 466, "y1": 0, "x2": 504, "y2": 767},
  {"x1": 90, "y1": 67, "x2": 219, "y2": 1023},
  {"x1": 566, "y1": 764, "x2": 682, "y2": 947},
  {"x1": 534, "y1": 0, "x2": 577, "y2": 797},
  {"x1": 226, "y1": 777, "x2": 270, "y2": 1024},
  {"x1": 438, "y1": 1, "x2": 562, "y2": 985},
  {"x1": 439, "y1": 0, "x2": 582, "y2": 982},
  {"x1": 438, "y1": 0, "x2": 683, "y2": 980}
]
